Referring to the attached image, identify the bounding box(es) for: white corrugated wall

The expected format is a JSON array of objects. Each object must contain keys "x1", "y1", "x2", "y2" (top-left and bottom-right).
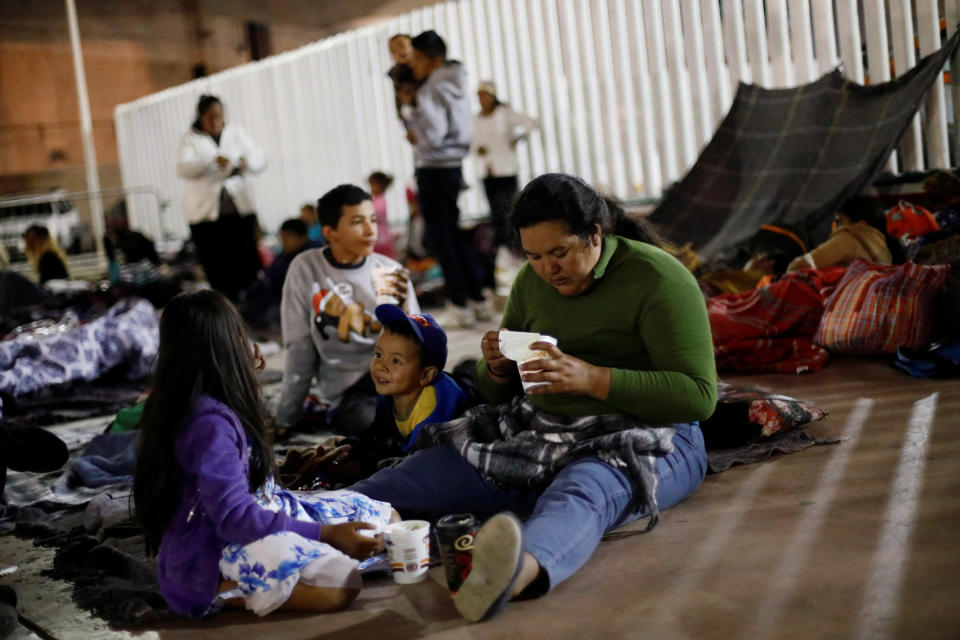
[{"x1": 115, "y1": 0, "x2": 960, "y2": 241}]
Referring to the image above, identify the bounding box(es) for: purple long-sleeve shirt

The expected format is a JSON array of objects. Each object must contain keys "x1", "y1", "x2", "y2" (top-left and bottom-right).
[{"x1": 157, "y1": 395, "x2": 323, "y2": 617}]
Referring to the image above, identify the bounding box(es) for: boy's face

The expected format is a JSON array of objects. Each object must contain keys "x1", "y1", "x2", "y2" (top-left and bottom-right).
[
  {"x1": 280, "y1": 230, "x2": 307, "y2": 255},
  {"x1": 371, "y1": 331, "x2": 433, "y2": 397},
  {"x1": 322, "y1": 200, "x2": 378, "y2": 262},
  {"x1": 389, "y1": 36, "x2": 413, "y2": 65}
]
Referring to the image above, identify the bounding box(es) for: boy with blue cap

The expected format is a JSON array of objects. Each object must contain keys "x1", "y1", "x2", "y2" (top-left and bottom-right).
[{"x1": 368, "y1": 304, "x2": 472, "y2": 454}]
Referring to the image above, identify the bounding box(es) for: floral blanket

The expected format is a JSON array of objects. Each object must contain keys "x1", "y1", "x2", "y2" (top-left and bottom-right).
[{"x1": 0, "y1": 298, "x2": 158, "y2": 416}]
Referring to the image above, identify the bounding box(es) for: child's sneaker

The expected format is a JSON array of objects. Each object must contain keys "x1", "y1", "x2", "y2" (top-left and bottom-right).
[{"x1": 453, "y1": 512, "x2": 524, "y2": 622}]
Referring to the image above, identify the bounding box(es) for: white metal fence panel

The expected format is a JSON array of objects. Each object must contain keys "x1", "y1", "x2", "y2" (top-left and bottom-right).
[{"x1": 115, "y1": 0, "x2": 960, "y2": 239}]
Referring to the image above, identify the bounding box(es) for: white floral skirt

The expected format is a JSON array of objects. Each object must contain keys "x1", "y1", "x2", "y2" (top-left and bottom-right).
[{"x1": 217, "y1": 479, "x2": 393, "y2": 616}]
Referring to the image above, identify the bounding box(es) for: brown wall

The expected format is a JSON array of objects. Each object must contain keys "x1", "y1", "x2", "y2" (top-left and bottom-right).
[{"x1": 0, "y1": 0, "x2": 436, "y2": 201}]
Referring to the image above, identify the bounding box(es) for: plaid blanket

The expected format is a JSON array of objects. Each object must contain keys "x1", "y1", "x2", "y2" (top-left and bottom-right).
[
  {"x1": 415, "y1": 397, "x2": 676, "y2": 531},
  {"x1": 709, "y1": 266, "x2": 847, "y2": 373},
  {"x1": 651, "y1": 29, "x2": 960, "y2": 260}
]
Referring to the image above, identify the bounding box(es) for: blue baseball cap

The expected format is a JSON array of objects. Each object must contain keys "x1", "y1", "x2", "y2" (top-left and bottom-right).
[{"x1": 375, "y1": 304, "x2": 448, "y2": 370}]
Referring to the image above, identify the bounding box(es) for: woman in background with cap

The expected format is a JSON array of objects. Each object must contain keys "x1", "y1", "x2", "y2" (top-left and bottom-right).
[{"x1": 472, "y1": 82, "x2": 538, "y2": 249}]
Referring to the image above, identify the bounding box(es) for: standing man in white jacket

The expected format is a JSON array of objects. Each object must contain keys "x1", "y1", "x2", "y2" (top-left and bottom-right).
[{"x1": 176, "y1": 95, "x2": 266, "y2": 300}]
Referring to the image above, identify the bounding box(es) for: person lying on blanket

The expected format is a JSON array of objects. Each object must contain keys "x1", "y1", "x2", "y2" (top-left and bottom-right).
[
  {"x1": 349, "y1": 173, "x2": 717, "y2": 622},
  {"x1": 133, "y1": 290, "x2": 399, "y2": 619},
  {"x1": 787, "y1": 196, "x2": 893, "y2": 271}
]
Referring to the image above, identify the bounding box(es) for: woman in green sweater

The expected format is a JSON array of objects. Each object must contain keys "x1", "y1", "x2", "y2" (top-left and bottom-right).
[{"x1": 351, "y1": 173, "x2": 717, "y2": 622}]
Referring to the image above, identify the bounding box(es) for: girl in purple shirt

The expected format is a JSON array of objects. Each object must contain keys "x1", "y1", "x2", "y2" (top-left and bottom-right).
[{"x1": 133, "y1": 290, "x2": 395, "y2": 618}]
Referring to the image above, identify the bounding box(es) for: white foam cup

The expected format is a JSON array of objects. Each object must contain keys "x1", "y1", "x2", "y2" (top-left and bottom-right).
[
  {"x1": 383, "y1": 520, "x2": 431, "y2": 583},
  {"x1": 498, "y1": 330, "x2": 559, "y2": 393},
  {"x1": 372, "y1": 266, "x2": 402, "y2": 306}
]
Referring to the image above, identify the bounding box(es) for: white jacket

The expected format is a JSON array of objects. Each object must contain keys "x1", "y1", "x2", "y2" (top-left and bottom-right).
[
  {"x1": 472, "y1": 105, "x2": 538, "y2": 178},
  {"x1": 176, "y1": 123, "x2": 267, "y2": 224}
]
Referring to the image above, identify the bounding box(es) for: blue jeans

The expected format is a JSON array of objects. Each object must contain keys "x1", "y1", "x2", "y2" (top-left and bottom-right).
[{"x1": 350, "y1": 422, "x2": 707, "y2": 593}]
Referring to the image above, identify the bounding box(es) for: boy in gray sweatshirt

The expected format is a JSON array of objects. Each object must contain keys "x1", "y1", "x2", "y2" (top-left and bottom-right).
[{"x1": 277, "y1": 184, "x2": 418, "y2": 435}]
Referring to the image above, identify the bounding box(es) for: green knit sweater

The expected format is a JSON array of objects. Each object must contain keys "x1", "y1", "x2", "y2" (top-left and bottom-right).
[{"x1": 476, "y1": 236, "x2": 717, "y2": 423}]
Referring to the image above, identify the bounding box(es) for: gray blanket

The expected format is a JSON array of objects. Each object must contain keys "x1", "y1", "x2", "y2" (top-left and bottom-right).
[{"x1": 415, "y1": 397, "x2": 676, "y2": 531}]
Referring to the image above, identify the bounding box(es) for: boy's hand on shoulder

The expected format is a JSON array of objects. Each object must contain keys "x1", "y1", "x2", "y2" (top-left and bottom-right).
[
  {"x1": 385, "y1": 268, "x2": 410, "y2": 305},
  {"x1": 320, "y1": 521, "x2": 381, "y2": 559}
]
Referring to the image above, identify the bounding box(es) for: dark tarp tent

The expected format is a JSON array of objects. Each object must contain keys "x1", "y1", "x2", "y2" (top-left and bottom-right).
[{"x1": 649, "y1": 28, "x2": 960, "y2": 260}]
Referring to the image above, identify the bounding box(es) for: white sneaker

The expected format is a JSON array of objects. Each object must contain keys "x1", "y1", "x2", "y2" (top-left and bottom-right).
[
  {"x1": 435, "y1": 302, "x2": 475, "y2": 330},
  {"x1": 469, "y1": 298, "x2": 494, "y2": 323},
  {"x1": 454, "y1": 512, "x2": 524, "y2": 622}
]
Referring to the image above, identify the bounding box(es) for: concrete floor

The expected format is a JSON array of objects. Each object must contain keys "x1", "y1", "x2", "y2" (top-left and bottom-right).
[{"x1": 2, "y1": 320, "x2": 959, "y2": 639}]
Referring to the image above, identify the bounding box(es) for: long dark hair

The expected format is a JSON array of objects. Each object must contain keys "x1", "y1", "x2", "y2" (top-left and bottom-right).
[
  {"x1": 191, "y1": 94, "x2": 222, "y2": 132},
  {"x1": 133, "y1": 289, "x2": 275, "y2": 556},
  {"x1": 509, "y1": 173, "x2": 663, "y2": 246}
]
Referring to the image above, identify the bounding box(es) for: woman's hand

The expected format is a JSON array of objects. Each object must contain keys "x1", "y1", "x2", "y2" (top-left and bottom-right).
[
  {"x1": 480, "y1": 330, "x2": 513, "y2": 381},
  {"x1": 320, "y1": 522, "x2": 381, "y2": 559},
  {"x1": 520, "y1": 342, "x2": 611, "y2": 399}
]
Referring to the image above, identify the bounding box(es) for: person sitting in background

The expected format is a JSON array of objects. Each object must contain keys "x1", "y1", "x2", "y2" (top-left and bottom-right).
[
  {"x1": 240, "y1": 219, "x2": 322, "y2": 329},
  {"x1": 301, "y1": 203, "x2": 324, "y2": 243},
  {"x1": 23, "y1": 225, "x2": 69, "y2": 284},
  {"x1": 787, "y1": 196, "x2": 892, "y2": 271},
  {"x1": 922, "y1": 170, "x2": 960, "y2": 235},
  {"x1": 923, "y1": 170, "x2": 960, "y2": 211},
  {"x1": 368, "y1": 171, "x2": 398, "y2": 259},
  {"x1": 103, "y1": 207, "x2": 160, "y2": 266}
]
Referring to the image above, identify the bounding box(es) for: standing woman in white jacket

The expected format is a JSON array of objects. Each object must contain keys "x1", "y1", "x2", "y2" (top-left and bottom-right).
[
  {"x1": 472, "y1": 82, "x2": 538, "y2": 248},
  {"x1": 176, "y1": 95, "x2": 267, "y2": 300}
]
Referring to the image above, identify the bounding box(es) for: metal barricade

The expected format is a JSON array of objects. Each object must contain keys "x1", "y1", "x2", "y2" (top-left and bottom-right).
[{"x1": 0, "y1": 185, "x2": 172, "y2": 279}]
